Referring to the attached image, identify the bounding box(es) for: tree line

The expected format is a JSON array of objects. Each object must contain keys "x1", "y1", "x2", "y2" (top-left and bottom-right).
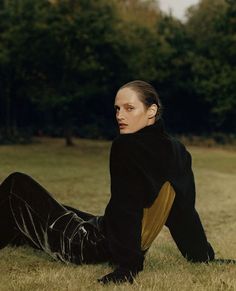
[{"x1": 0, "y1": 0, "x2": 235, "y2": 144}]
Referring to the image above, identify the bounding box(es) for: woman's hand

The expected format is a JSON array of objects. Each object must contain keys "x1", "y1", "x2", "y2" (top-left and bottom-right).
[{"x1": 97, "y1": 267, "x2": 138, "y2": 284}]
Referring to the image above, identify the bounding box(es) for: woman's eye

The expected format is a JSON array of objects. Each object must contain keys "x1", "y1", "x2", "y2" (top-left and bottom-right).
[{"x1": 127, "y1": 107, "x2": 134, "y2": 111}]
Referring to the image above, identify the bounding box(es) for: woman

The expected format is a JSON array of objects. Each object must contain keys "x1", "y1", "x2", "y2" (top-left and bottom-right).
[{"x1": 0, "y1": 80, "x2": 214, "y2": 284}]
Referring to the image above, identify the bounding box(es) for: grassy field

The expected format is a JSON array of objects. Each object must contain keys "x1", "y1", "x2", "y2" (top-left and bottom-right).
[{"x1": 0, "y1": 138, "x2": 236, "y2": 291}]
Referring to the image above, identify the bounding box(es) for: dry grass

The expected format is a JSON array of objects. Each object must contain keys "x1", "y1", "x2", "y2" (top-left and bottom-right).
[{"x1": 0, "y1": 138, "x2": 236, "y2": 291}]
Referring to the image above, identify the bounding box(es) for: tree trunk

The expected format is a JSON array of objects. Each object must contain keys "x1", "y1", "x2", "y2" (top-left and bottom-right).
[
  {"x1": 64, "y1": 125, "x2": 74, "y2": 146},
  {"x1": 5, "y1": 88, "x2": 11, "y2": 138}
]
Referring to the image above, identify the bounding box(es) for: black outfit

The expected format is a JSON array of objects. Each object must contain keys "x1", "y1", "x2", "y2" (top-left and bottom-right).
[
  {"x1": 0, "y1": 172, "x2": 109, "y2": 264},
  {"x1": 0, "y1": 119, "x2": 214, "y2": 284},
  {"x1": 103, "y1": 119, "x2": 214, "y2": 272}
]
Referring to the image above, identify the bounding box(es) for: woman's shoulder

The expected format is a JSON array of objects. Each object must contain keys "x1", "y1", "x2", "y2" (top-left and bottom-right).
[
  {"x1": 112, "y1": 134, "x2": 140, "y2": 152},
  {"x1": 110, "y1": 134, "x2": 145, "y2": 163}
]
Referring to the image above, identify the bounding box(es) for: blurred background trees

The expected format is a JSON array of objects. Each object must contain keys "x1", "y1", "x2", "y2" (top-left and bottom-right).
[{"x1": 0, "y1": 0, "x2": 235, "y2": 144}]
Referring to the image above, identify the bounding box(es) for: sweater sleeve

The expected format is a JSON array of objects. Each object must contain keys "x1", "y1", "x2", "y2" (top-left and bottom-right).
[{"x1": 103, "y1": 136, "x2": 154, "y2": 271}]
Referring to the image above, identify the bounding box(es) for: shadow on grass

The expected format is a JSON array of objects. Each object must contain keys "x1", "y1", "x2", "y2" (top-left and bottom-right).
[{"x1": 212, "y1": 259, "x2": 236, "y2": 265}]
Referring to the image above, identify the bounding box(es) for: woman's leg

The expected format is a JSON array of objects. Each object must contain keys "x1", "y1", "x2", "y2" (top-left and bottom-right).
[
  {"x1": 63, "y1": 204, "x2": 95, "y2": 221},
  {"x1": 0, "y1": 172, "x2": 109, "y2": 264},
  {"x1": 0, "y1": 193, "x2": 20, "y2": 248},
  {"x1": 165, "y1": 203, "x2": 215, "y2": 262}
]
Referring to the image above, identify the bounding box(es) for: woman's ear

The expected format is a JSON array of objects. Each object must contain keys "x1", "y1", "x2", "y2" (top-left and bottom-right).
[{"x1": 148, "y1": 104, "x2": 158, "y2": 119}]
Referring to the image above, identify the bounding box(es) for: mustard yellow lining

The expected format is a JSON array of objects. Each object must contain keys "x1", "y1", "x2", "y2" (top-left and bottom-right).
[{"x1": 141, "y1": 181, "x2": 175, "y2": 251}]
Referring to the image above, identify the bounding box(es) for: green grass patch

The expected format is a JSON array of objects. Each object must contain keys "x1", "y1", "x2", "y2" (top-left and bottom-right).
[{"x1": 0, "y1": 138, "x2": 236, "y2": 290}]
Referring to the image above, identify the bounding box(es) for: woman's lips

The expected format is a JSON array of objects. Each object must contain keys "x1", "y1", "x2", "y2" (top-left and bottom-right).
[{"x1": 119, "y1": 123, "x2": 128, "y2": 129}]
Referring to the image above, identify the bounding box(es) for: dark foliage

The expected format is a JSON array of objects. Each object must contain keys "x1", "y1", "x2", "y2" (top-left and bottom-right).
[{"x1": 0, "y1": 0, "x2": 235, "y2": 144}]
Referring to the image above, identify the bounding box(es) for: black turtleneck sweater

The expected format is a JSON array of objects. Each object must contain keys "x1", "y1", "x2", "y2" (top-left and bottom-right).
[{"x1": 103, "y1": 119, "x2": 197, "y2": 271}]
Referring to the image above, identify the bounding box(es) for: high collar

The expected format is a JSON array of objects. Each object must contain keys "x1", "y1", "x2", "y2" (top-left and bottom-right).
[{"x1": 118, "y1": 118, "x2": 165, "y2": 137}]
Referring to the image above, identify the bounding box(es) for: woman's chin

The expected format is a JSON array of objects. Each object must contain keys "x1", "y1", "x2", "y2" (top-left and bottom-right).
[
  {"x1": 119, "y1": 127, "x2": 130, "y2": 134},
  {"x1": 119, "y1": 127, "x2": 138, "y2": 134}
]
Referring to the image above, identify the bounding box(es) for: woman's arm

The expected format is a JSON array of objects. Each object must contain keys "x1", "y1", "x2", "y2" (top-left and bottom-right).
[{"x1": 100, "y1": 136, "x2": 154, "y2": 283}]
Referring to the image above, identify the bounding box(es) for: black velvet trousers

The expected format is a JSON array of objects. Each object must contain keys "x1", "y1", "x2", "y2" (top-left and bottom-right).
[{"x1": 0, "y1": 172, "x2": 110, "y2": 265}]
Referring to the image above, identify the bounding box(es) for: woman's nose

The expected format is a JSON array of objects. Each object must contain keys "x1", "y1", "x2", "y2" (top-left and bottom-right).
[{"x1": 116, "y1": 109, "x2": 124, "y2": 120}]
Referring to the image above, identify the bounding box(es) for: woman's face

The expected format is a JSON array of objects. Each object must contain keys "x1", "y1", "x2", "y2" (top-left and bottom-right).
[{"x1": 114, "y1": 87, "x2": 154, "y2": 134}]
